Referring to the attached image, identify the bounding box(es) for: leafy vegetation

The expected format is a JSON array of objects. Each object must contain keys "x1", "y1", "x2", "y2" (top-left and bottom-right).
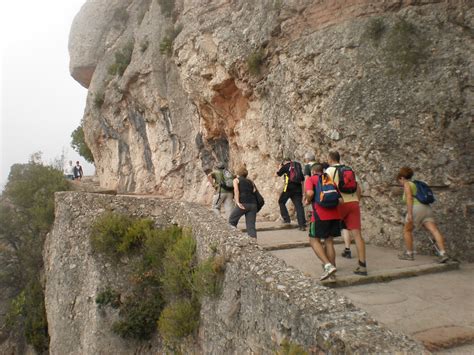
[
  {"x1": 277, "y1": 339, "x2": 308, "y2": 355},
  {"x1": 90, "y1": 214, "x2": 224, "y2": 347},
  {"x1": 1, "y1": 154, "x2": 71, "y2": 353},
  {"x1": 71, "y1": 124, "x2": 95, "y2": 163},
  {"x1": 94, "y1": 90, "x2": 105, "y2": 109},
  {"x1": 247, "y1": 49, "x2": 265, "y2": 76},
  {"x1": 108, "y1": 42, "x2": 134, "y2": 76},
  {"x1": 159, "y1": 24, "x2": 183, "y2": 56},
  {"x1": 96, "y1": 287, "x2": 121, "y2": 309}
]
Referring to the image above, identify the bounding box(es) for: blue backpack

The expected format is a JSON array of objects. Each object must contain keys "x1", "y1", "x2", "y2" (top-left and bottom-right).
[
  {"x1": 413, "y1": 180, "x2": 435, "y2": 204},
  {"x1": 314, "y1": 174, "x2": 340, "y2": 209}
]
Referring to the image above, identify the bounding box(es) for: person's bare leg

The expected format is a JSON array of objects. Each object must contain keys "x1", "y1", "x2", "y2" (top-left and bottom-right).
[
  {"x1": 342, "y1": 229, "x2": 351, "y2": 248},
  {"x1": 403, "y1": 222, "x2": 414, "y2": 252},
  {"x1": 309, "y1": 238, "x2": 330, "y2": 265},
  {"x1": 325, "y1": 238, "x2": 336, "y2": 266},
  {"x1": 351, "y1": 229, "x2": 366, "y2": 262},
  {"x1": 423, "y1": 221, "x2": 446, "y2": 252}
]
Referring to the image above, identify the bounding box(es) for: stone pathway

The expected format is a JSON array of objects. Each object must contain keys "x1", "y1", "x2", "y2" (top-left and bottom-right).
[{"x1": 252, "y1": 222, "x2": 473, "y2": 353}]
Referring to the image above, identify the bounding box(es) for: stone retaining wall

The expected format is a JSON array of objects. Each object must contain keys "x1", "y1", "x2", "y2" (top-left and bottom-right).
[{"x1": 44, "y1": 192, "x2": 425, "y2": 353}]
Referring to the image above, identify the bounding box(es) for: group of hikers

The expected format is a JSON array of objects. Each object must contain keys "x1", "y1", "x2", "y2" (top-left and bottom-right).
[
  {"x1": 208, "y1": 151, "x2": 450, "y2": 281},
  {"x1": 63, "y1": 160, "x2": 83, "y2": 181}
]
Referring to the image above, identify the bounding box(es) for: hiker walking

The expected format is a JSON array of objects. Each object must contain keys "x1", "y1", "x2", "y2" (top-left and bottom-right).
[
  {"x1": 305, "y1": 163, "x2": 342, "y2": 280},
  {"x1": 73, "y1": 161, "x2": 83, "y2": 180},
  {"x1": 207, "y1": 162, "x2": 235, "y2": 217},
  {"x1": 229, "y1": 166, "x2": 259, "y2": 238},
  {"x1": 276, "y1": 158, "x2": 307, "y2": 231},
  {"x1": 397, "y1": 167, "x2": 450, "y2": 263},
  {"x1": 326, "y1": 151, "x2": 368, "y2": 275}
]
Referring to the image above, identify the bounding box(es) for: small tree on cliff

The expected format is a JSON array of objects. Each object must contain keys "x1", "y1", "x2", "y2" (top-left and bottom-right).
[
  {"x1": 71, "y1": 124, "x2": 94, "y2": 163},
  {"x1": 0, "y1": 153, "x2": 70, "y2": 353}
]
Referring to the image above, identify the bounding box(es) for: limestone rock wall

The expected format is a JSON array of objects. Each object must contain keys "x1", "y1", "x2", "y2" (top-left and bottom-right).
[
  {"x1": 69, "y1": 0, "x2": 474, "y2": 260},
  {"x1": 44, "y1": 192, "x2": 425, "y2": 353}
]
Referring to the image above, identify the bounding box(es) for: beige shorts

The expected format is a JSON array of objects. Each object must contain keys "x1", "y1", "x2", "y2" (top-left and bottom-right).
[{"x1": 406, "y1": 204, "x2": 435, "y2": 228}]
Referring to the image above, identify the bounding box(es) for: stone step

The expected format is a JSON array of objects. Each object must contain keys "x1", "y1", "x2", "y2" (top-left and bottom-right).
[{"x1": 320, "y1": 260, "x2": 459, "y2": 288}]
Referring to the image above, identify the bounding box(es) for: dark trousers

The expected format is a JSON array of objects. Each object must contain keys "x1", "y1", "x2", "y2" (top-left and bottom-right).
[
  {"x1": 229, "y1": 203, "x2": 258, "y2": 238},
  {"x1": 278, "y1": 190, "x2": 306, "y2": 227}
]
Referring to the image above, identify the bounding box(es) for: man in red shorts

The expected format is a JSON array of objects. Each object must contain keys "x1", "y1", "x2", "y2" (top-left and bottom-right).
[
  {"x1": 326, "y1": 151, "x2": 367, "y2": 275},
  {"x1": 305, "y1": 163, "x2": 342, "y2": 280}
]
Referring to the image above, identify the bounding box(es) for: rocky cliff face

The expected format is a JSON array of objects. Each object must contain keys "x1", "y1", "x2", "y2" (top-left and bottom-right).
[{"x1": 69, "y1": 0, "x2": 474, "y2": 260}]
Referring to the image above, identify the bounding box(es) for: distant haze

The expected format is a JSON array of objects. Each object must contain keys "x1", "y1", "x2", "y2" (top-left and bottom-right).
[{"x1": 0, "y1": 0, "x2": 93, "y2": 189}]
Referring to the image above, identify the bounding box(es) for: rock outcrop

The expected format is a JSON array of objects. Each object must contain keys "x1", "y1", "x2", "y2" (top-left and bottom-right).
[
  {"x1": 45, "y1": 192, "x2": 425, "y2": 353},
  {"x1": 69, "y1": 0, "x2": 474, "y2": 260}
]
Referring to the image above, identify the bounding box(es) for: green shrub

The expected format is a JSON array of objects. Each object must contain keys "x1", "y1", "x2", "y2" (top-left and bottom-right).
[
  {"x1": 157, "y1": 299, "x2": 200, "y2": 344},
  {"x1": 159, "y1": 24, "x2": 183, "y2": 56},
  {"x1": 71, "y1": 124, "x2": 95, "y2": 163},
  {"x1": 247, "y1": 49, "x2": 265, "y2": 76},
  {"x1": 96, "y1": 287, "x2": 121, "y2": 309},
  {"x1": 383, "y1": 18, "x2": 430, "y2": 75},
  {"x1": 112, "y1": 295, "x2": 164, "y2": 340},
  {"x1": 160, "y1": 232, "x2": 196, "y2": 300},
  {"x1": 94, "y1": 91, "x2": 105, "y2": 109},
  {"x1": 158, "y1": 0, "x2": 175, "y2": 17},
  {"x1": 193, "y1": 256, "x2": 225, "y2": 298},
  {"x1": 91, "y1": 220, "x2": 225, "y2": 344},
  {"x1": 108, "y1": 42, "x2": 134, "y2": 76},
  {"x1": 278, "y1": 339, "x2": 308, "y2": 355},
  {"x1": 89, "y1": 212, "x2": 133, "y2": 257},
  {"x1": 364, "y1": 17, "x2": 386, "y2": 45}
]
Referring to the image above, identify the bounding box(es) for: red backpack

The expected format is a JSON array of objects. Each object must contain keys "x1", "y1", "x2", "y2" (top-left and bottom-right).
[
  {"x1": 333, "y1": 165, "x2": 357, "y2": 194},
  {"x1": 288, "y1": 161, "x2": 303, "y2": 183}
]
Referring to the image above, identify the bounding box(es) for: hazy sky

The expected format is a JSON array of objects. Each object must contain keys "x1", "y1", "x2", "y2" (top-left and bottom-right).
[{"x1": 0, "y1": 0, "x2": 94, "y2": 188}]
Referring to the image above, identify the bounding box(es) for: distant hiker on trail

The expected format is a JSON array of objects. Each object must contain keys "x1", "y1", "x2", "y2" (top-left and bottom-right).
[
  {"x1": 229, "y1": 166, "x2": 259, "y2": 238},
  {"x1": 305, "y1": 163, "x2": 342, "y2": 280},
  {"x1": 73, "y1": 161, "x2": 83, "y2": 180},
  {"x1": 276, "y1": 158, "x2": 306, "y2": 231},
  {"x1": 207, "y1": 162, "x2": 235, "y2": 217},
  {"x1": 326, "y1": 151, "x2": 368, "y2": 276},
  {"x1": 64, "y1": 160, "x2": 74, "y2": 180},
  {"x1": 397, "y1": 167, "x2": 450, "y2": 263}
]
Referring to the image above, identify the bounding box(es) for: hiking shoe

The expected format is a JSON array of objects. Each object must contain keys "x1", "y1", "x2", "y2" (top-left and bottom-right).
[
  {"x1": 341, "y1": 249, "x2": 352, "y2": 259},
  {"x1": 398, "y1": 252, "x2": 414, "y2": 261},
  {"x1": 298, "y1": 225, "x2": 306, "y2": 231},
  {"x1": 438, "y1": 254, "x2": 449, "y2": 264},
  {"x1": 320, "y1": 264, "x2": 337, "y2": 281},
  {"x1": 353, "y1": 265, "x2": 367, "y2": 276}
]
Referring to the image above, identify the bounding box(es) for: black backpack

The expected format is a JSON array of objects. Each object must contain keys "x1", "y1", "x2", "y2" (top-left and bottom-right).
[{"x1": 288, "y1": 161, "x2": 304, "y2": 183}]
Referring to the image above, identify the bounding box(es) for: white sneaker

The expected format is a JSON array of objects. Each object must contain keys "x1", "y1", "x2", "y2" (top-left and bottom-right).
[{"x1": 320, "y1": 263, "x2": 337, "y2": 281}]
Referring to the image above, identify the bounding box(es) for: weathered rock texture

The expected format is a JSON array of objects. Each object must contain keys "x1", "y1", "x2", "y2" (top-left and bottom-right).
[
  {"x1": 45, "y1": 192, "x2": 425, "y2": 354},
  {"x1": 69, "y1": 0, "x2": 474, "y2": 260}
]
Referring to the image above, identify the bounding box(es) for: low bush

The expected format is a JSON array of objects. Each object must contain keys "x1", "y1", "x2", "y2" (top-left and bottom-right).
[
  {"x1": 89, "y1": 212, "x2": 133, "y2": 257},
  {"x1": 93, "y1": 91, "x2": 105, "y2": 108},
  {"x1": 157, "y1": 298, "x2": 200, "y2": 344},
  {"x1": 247, "y1": 49, "x2": 265, "y2": 76},
  {"x1": 112, "y1": 295, "x2": 164, "y2": 340},
  {"x1": 96, "y1": 287, "x2": 121, "y2": 309},
  {"x1": 159, "y1": 24, "x2": 183, "y2": 56},
  {"x1": 278, "y1": 339, "x2": 308, "y2": 355},
  {"x1": 108, "y1": 42, "x2": 134, "y2": 76}
]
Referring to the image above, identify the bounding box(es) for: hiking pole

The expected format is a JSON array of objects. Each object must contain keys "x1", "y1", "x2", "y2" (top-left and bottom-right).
[{"x1": 427, "y1": 235, "x2": 441, "y2": 256}]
